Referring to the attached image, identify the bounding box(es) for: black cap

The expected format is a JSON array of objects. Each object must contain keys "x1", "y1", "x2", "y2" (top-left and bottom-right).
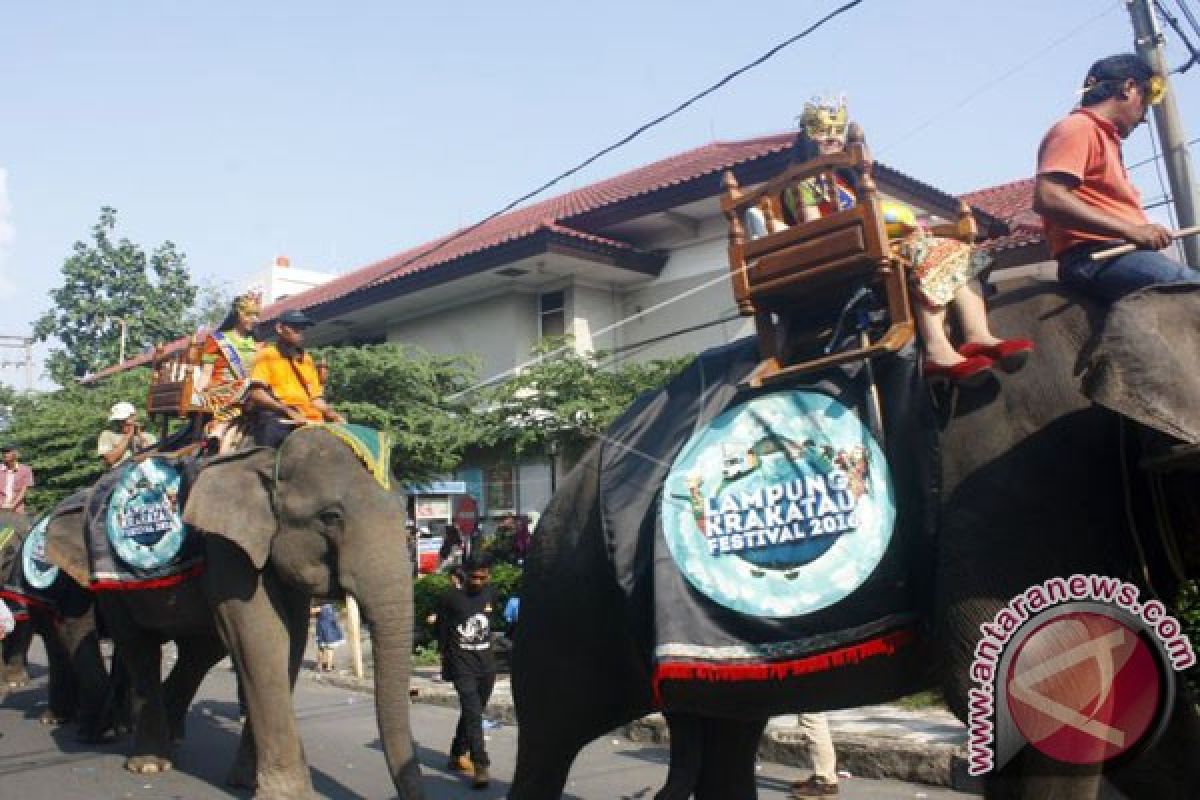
[{"x1": 277, "y1": 309, "x2": 315, "y2": 328}]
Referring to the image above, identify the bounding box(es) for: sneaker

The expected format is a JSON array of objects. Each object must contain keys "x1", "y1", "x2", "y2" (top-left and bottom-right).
[
  {"x1": 448, "y1": 754, "x2": 474, "y2": 776},
  {"x1": 789, "y1": 776, "x2": 839, "y2": 798},
  {"x1": 472, "y1": 765, "x2": 490, "y2": 789}
]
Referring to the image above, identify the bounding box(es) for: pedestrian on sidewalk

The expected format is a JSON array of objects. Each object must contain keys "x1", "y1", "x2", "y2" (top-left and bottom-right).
[
  {"x1": 433, "y1": 554, "x2": 496, "y2": 790},
  {"x1": 0, "y1": 444, "x2": 34, "y2": 513},
  {"x1": 314, "y1": 603, "x2": 345, "y2": 673},
  {"x1": 790, "y1": 713, "x2": 839, "y2": 798}
]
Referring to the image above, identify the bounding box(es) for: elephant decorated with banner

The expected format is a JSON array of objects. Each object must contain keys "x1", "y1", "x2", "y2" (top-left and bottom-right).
[
  {"x1": 508, "y1": 283, "x2": 1200, "y2": 800},
  {"x1": 1, "y1": 508, "x2": 124, "y2": 740},
  {"x1": 41, "y1": 424, "x2": 425, "y2": 800}
]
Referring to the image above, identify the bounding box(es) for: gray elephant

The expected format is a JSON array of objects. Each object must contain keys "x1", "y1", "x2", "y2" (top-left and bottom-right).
[
  {"x1": 509, "y1": 284, "x2": 1200, "y2": 799},
  {"x1": 45, "y1": 428, "x2": 424, "y2": 800},
  {"x1": 0, "y1": 508, "x2": 120, "y2": 739}
]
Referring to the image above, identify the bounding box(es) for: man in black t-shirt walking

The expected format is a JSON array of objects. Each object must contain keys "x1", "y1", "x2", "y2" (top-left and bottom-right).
[{"x1": 434, "y1": 554, "x2": 496, "y2": 789}]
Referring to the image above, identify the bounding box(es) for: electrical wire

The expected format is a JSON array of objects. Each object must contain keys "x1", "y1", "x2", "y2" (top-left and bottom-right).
[
  {"x1": 877, "y1": 2, "x2": 1120, "y2": 157},
  {"x1": 1127, "y1": 135, "x2": 1200, "y2": 169},
  {"x1": 1147, "y1": 116, "x2": 1181, "y2": 227},
  {"x1": 329, "y1": 0, "x2": 865, "y2": 304},
  {"x1": 1154, "y1": 0, "x2": 1200, "y2": 72},
  {"x1": 1174, "y1": 0, "x2": 1200, "y2": 41}
]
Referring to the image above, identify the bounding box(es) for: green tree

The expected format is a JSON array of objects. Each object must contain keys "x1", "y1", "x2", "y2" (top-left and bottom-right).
[
  {"x1": 474, "y1": 337, "x2": 692, "y2": 460},
  {"x1": 190, "y1": 278, "x2": 235, "y2": 331},
  {"x1": 33, "y1": 207, "x2": 199, "y2": 385},
  {"x1": 316, "y1": 343, "x2": 479, "y2": 482},
  {"x1": 6, "y1": 369, "x2": 151, "y2": 513}
]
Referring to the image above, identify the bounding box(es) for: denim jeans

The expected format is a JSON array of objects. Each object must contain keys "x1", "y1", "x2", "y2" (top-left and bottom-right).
[{"x1": 1058, "y1": 243, "x2": 1197, "y2": 303}]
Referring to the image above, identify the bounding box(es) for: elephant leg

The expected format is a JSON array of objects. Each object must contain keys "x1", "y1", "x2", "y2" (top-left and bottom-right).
[
  {"x1": 206, "y1": 537, "x2": 315, "y2": 800},
  {"x1": 59, "y1": 608, "x2": 113, "y2": 743},
  {"x1": 164, "y1": 633, "x2": 227, "y2": 743},
  {"x1": 654, "y1": 712, "x2": 704, "y2": 800},
  {"x1": 2, "y1": 620, "x2": 33, "y2": 687},
  {"x1": 37, "y1": 614, "x2": 77, "y2": 725},
  {"x1": 694, "y1": 717, "x2": 767, "y2": 800},
  {"x1": 102, "y1": 599, "x2": 173, "y2": 774}
]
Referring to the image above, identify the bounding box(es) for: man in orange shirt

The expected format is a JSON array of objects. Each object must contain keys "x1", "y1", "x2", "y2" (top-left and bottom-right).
[
  {"x1": 1034, "y1": 53, "x2": 1194, "y2": 302},
  {"x1": 247, "y1": 309, "x2": 345, "y2": 446}
]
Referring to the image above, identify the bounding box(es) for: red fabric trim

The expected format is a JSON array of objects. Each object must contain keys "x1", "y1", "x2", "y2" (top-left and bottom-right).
[
  {"x1": 12, "y1": 610, "x2": 29, "y2": 623},
  {"x1": 89, "y1": 562, "x2": 206, "y2": 592},
  {"x1": 0, "y1": 588, "x2": 58, "y2": 621},
  {"x1": 652, "y1": 628, "x2": 916, "y2": 707}
]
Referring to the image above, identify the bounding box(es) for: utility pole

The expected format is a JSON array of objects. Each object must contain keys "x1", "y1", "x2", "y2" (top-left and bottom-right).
[{"x1": 1128, "y1": 0, "x2": 1200, "y2": 267}]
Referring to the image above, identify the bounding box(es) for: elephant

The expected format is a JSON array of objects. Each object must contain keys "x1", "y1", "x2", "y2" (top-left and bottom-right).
[
  {"x1": 44, "y1": 427, "x2": 424, "y2": 800},
  {"x1": 508, "y1": 283, "x2": 1200, "y2": 800},
  {"x1": 0, "y1": 508, "x2": 119, "y2": 738}
]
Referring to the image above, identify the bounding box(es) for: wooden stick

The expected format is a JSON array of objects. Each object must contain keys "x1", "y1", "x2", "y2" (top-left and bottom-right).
[{"x1": 1090, "y1": 225, "x2": 1200, "y2": 260}]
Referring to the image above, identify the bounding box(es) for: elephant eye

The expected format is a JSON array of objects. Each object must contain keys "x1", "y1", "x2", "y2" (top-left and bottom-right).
[{"x1": 318, "y1": 508, "x2": 344, "y2": 528}]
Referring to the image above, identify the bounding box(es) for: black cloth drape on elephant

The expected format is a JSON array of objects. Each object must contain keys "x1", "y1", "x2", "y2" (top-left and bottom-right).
[
  {"x1": 599, "y1": 337, "x2": 938, "y2": 705},
  {"x1": 81, "y1": 456, "x2": 205, "y2": 590}
]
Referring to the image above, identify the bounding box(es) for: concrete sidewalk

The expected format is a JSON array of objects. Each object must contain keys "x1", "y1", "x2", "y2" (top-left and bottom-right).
[{"x1": 315, "y1": 664, "x2": 977, "y2": 793}]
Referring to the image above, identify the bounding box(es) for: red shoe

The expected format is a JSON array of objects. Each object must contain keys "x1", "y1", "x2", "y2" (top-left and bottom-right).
[
  {"x1": 958, "y1": 339, "x2": 1033, "y2": 373},
  {"x1": 923, "y1": 354, "x2": 995, "y2": 387}
]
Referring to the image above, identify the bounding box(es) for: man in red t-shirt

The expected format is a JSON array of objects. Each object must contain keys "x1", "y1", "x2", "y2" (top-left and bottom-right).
[{"x1": 1034, "y1": 53, "x2": 1194, "y2": 301}]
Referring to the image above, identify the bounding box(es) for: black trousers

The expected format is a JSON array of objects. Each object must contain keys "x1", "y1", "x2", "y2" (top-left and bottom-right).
[{"x1": 450, "y1": 671, "x2": 495, "y2": 767}]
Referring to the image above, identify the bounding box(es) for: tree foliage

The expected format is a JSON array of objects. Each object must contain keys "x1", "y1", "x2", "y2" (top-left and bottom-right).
[
  {"x1": 473, "y1": 337, "x2": 692, "y2": 460},
  {"x1": 33, "y1": 207, "x2": 199, "y2": 385},
  {"x1": 6, "y1": 369, "x2": 152, "y2": 513},
  {"x1": 316, "y1": 343, "x2": 479, "y2": 483}
]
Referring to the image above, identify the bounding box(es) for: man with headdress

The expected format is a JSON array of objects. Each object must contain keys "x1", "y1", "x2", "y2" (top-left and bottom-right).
[{"x1": 1034, "y1": 53, "x2": 1192, "y2": 302}]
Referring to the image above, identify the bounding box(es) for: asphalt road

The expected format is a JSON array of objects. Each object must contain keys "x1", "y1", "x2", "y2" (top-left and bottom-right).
[{"x1": 0, "y1": 647, "x2": 975, "y2": 799}]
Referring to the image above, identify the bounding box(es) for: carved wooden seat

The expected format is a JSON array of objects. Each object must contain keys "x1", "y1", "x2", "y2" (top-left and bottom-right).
[
  {"x1": 721, "y1": 141, "x2": 973, "y2": 388},
  {"x1": 146, "y1": 336, "x2": 207, "y2": 436}
]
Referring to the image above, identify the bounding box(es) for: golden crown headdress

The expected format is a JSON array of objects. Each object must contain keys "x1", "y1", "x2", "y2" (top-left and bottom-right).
[
  {"x1": 233, "y1": 287, "x2": 264, "y2": 316},
  {"x1": 798, "y1": 94, "x2": 849, "y2": 141}
]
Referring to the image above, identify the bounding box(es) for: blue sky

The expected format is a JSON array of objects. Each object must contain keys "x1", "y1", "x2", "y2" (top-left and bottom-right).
[{"x1": 2, "y1": 0, "x2": 1198, "y2": 388}]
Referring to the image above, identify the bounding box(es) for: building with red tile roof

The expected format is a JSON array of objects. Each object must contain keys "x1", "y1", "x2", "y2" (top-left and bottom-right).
[{"x1": 87, "y1": 132, "x2": 1045, "y2": 386}]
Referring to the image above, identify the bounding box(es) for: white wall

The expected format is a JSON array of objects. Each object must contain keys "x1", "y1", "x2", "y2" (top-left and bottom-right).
[
  {"x1": 569, "y1": 283, "x2": 621, "y2": 354},
  {"x1": 385, "y1": 292, "x2": 540, "y2": 381},
  {"x1": 615, "y1": 219, "x2": 752, "y2": 363}
]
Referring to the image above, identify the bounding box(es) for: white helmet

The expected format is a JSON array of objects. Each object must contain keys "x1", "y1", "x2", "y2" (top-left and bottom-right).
[{"x1": 108, "y1": 401, "x2": 138, "y2": 422}]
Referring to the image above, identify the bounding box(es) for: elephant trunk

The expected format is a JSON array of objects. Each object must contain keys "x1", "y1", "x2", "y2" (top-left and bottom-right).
[{"x1": 348, "y1": 556, "x2": 425, "y2": 798}]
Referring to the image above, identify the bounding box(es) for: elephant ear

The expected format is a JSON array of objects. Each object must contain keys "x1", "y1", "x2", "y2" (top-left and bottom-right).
[
  {"x1": 44, "y1": 502, "x2": 90, "y2": 588},
  {"x1": 1084, "y1": 284, "x2": 1200, "y2": 443},
  {"x1": 184, "y1": 447, "x2": 277, "y2": 570}
]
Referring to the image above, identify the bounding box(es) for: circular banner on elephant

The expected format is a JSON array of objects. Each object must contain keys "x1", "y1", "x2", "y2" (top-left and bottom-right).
[
  {"x1": 660, "y1": 390, "x2": 896, "y2": 618},
  {"x1": 106, "y1": 458, "x2": 186, "y2": 572},
  {"x1": 22, "y1": 515, "x2": 60, "y2": 591}
]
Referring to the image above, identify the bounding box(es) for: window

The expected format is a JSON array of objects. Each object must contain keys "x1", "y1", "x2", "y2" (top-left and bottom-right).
[{"x1": 539, "y1": 290, "x2": 565, "y2": 339}]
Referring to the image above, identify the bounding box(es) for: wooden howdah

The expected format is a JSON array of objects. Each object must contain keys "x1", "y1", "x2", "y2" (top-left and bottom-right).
[{"x1": 720, "y1": 141, "x2": 977, "y2": 388}]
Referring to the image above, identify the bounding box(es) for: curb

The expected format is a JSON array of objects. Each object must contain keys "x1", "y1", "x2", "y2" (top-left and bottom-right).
[{"x1": 315, "y1": 671, "x2": 978, "y2": 792}]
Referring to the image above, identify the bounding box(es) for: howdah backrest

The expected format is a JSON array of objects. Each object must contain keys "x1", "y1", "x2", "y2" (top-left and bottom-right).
[{"x1": 719, "y1": 142, "x2": 915, "y2": 386}]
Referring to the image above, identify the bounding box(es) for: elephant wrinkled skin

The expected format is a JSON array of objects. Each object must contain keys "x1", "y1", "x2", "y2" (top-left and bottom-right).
[
  {"x1": 509, "y1": 284, "x2": 1200, "y2": 800},
  {"x1": 44, "y1": 429, "x2": 424, "y2": 800}
]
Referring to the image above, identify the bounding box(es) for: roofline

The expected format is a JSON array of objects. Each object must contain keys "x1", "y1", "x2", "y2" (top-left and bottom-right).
[{"x1": 288, "y1": 226, "x2": 666, "y2": 325}]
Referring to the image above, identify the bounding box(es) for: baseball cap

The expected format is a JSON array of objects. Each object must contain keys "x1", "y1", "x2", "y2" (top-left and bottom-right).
[
  {"x1": 108, "y1": 401, "x2": 138, "y2": 422},
  {"x1": 277, "y1": 309, "x2": 315, "y2": 328}
]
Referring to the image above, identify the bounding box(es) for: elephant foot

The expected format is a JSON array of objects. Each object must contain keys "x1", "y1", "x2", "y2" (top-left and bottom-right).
[
  {"x1": 125, "y1": 755, "x2": 173, "y2": 775},
  {"x1": 39, "y1": 709, "x2": 69, "y2": 726}
]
